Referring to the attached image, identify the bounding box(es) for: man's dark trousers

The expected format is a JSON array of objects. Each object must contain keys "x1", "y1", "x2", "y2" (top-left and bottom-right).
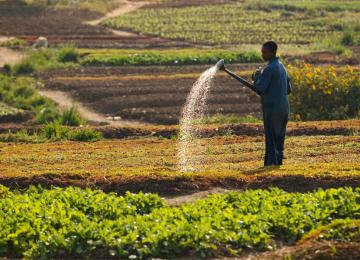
[{"x1": 263, "y1": 108, "x2": 288, "y2": 166}]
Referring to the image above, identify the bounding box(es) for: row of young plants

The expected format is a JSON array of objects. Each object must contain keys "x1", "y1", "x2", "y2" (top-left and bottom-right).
[
  {"x1": 243, "y1": 0, "x2": 360, "y2": 12},
  {"x1": 103, "y1": 3, "x2": 359, "y2": 45},
  {"x1": 0, "y1": 186, "x2": 359, "y2": 258},
  {"x1": 80, "y1": 49, "x2": 261, "y2": 66}
]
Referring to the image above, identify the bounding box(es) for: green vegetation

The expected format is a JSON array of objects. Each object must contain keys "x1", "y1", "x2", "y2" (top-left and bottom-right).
[
  {"x1": 289, "y1": 64, "x2": 360, "y2": 120},
  {"x1": 58, "y1": 46, "x2": 79, "y2": 63},
  {"x1": 12, "y1": 48, "x2": 78, "y2": 75},
  {"x1": 0, "y1": 102, "x2": 24, "y2": 117},
  {"x1": 80, "y1": 48, "x2": 261, "y2": 66},
  {"x1": 301, "y1": 219, "x2": 360, "y2": 243},
  {"x1": 104, "y1": 2, "x2": 360, "y2": 46},
  {"x1": 21, "y1": 0, "x2": 121, "y2": 13},
  {"x1": 0, "y1": 37, "x2": 27, "y2": 49},
  {"x1": 0, "y1": 186, "x2": 358, "y2": 258},
  {"x1": 0, "y1": 75, "x2": 59, "y2": 124},
  {"x1": 194, "y1": 114, "x2": 262, "y2": 124},
  {"x1": 43, "y1": 122, "x2": 102, "y2": 141},
  {"x1": 58, "y1": 107, "x2": 83, "y2": 126},
  {"x1": 0, "y1": 123, "x2": 102, "y2": 143},
  {"x1": 243, "y1": 0, "x2": 360, "y2": 12}
]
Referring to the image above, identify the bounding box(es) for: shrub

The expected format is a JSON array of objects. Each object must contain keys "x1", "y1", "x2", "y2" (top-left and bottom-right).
[
  {"x1": 43, "y1": 121, "x2": 69, "y2": 140},
  {"x1": 67, "y1": 128, "x2": 102, "y2": 142},
  {"x1": 288, "y1": 64, "x2": 360, "y2": 120},
  {"x1": 12, "y1": 60, "x2": 34, "y2": 75},
  {"x1": 341, "y1": 31, "x2": 355, "y2": 46},
  {"x1": 58, "y1": 47, "x2": 79, "y2": 62},
  {"x1": 34, "y1": 107, "x2": 60, "y2": 124},
  {"x1": 59, "y1": 107, "x2": 83, "y2": 126}
]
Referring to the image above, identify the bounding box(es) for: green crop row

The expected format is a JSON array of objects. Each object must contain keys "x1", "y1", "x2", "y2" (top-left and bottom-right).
[
  {"x1": 243, "y1": 0, "x2": 360, "y2": 12},
  {"x1": 0, "y1": 186, "x2": 359, "y2": 258},
  {"x1": 104, "y1": 3, "x2": 359, "y2": 46},
  {"x1": 80, "y1": 49, "x2": 261, "y2": 66}
]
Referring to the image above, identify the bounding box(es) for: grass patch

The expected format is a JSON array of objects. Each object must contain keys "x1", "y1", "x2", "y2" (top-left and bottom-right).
[
  {"x1": 12, "y1": 47, "x2": 78, "y2": 75},
  {"x1": 0, "y1": 122, "x2": 102, "y2": 143},
  {"x1": 21, "y1": 0, "x2": 121, "y2": 13},
  {"x1": 0, "y1": 102, "x2": 23, "y2": 117},
  {"x1": 0, "y1": 75, "x2": 60, "y2": 124}
]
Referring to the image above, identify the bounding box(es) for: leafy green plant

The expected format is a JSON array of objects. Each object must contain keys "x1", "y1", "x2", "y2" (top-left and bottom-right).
[
  {"x1": 0, "y1": 186, "x2": 359, "y2": 258},
  {"x1": 81, "y1": 49, "x2": 261, "y2": 66}
]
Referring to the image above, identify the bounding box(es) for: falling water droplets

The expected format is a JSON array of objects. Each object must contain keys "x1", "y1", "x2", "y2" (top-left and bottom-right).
[{"x1": 178, "y1": 65, "x2": 219, "y2": 172}]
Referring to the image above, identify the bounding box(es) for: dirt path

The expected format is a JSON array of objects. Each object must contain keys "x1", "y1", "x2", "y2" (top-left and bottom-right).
[
  {"x1": 39, "y1": 90, "x2": 146, "y2": 127},
  {"x1": 165, "y1": 188, "x2": 238, "y2": 206},
  {"x1": 85, "y1": 0, "x2": 149, "y2": 26},
  {"x1": 0, "y1": 46, "x2": 24, "y2": 67}
]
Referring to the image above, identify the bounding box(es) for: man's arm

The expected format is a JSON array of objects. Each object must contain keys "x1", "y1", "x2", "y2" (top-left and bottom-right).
[
  {"x1": 254, "y1": 66, "x2": 272, "y2": 95},
  {"x1": 221, "y1": 68, "x2": 262, "y2": 96}
]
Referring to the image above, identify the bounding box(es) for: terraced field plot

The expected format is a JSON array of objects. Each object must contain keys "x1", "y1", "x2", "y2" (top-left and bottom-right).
[
  {"x1": 41, "y1": 64, "x2": 262, "y2": 124},
  {"x1": 1, "y1": 133, "x2": 359, "y2": 194},
  {"x1": 105, "y1": 2, "x2": 360, "y2": 45},
  {"x1": 0, "y1": 0, "x2": 188, "y2": 49}
]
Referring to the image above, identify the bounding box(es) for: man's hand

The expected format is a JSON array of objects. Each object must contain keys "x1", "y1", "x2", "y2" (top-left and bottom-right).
[{"x1": 252, "y1": 67, "x2": 262, "y2": 82}]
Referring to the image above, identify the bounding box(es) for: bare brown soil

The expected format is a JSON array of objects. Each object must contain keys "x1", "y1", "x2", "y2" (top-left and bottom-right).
[
  {"x1": 85, "y1": 0, "x2": 149, "y2": 26},
  {"x1": 0, "y1": 47, "x2": 24, "y2": 66},
  {"x1": 1, "y1": 170, "x2": 359, "y2": 198},
  {"x1": 0, "y1": 0, "x2": 191, "y2": 48},
  {"x1": 243, "y1": 241, "x2": 360, "y2": 260},
  {"x1": 39, "y1": 64, "x2": 261, "y2": 124}
]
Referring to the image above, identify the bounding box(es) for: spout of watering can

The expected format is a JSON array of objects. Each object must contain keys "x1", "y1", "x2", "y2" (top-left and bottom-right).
[{"x1": 215, "y1": 59, "x2": 225, "y2": 70}]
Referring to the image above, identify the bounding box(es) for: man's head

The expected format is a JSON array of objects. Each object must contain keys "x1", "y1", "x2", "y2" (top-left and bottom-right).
[{"x1": 261, "y1": 41, "x2": 277, "y2": 61}]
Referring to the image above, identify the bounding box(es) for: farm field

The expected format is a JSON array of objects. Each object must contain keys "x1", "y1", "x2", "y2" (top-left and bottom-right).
[
  {"x1": 0, "y1": 0, "x2": 360, "y2": 258},
  {"x1": 0, "y1": 133, "x2": 359, "y2": 194},
  {"x1": 105, "y1": 1, "x2": 360, "y2": 46},
  {"x1": 0, "y1": 0, "x2": 189, "y2": 49}
]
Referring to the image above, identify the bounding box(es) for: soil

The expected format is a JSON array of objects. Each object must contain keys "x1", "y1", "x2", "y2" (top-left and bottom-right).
[
  {"x1": 39, "y1": 89, "x2": 147, "y2": 127},
  {"x1": 85, "y1": 0, "x2": 149, "y2": 26},
  {"x1": 0, "y1": 0, "x2": 191, "y2": 49},
  {"x1": 0, "y1": 47, "x2": 24, "y2": 66},
  {"x1": 39, "y1": 64, "x2": 262, "y2": 124},
  {"x1": 1, "y1": 171, "x2": 359, "y2": 198},
  {"x1": 243, "y1": 241, "x2": 360, "y2": 260}
]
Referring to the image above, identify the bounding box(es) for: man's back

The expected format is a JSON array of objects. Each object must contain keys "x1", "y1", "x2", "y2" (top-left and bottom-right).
[{"x1": 255, "y1": 57, "x2": 291, "y2": 111}]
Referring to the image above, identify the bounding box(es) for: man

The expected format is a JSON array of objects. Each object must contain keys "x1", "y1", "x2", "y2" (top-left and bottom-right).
[{"x1": 220, "y1": 41, "x2": 291, "y2": 166}]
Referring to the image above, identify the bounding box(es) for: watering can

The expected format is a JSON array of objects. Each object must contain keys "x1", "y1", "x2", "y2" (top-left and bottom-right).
[{"x1": 215, "y1": 59, "x2": 262, "y2": 96}]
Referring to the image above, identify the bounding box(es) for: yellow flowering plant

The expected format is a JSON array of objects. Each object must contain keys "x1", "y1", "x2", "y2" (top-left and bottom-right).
[{"x1": 288, "y1": 64, "x2": 360, "y2": 120}]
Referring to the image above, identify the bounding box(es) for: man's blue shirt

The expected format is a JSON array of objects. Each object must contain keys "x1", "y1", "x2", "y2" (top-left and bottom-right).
[{"x1": 254, "y1": 57, "x2": 291, "y2": 111}]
